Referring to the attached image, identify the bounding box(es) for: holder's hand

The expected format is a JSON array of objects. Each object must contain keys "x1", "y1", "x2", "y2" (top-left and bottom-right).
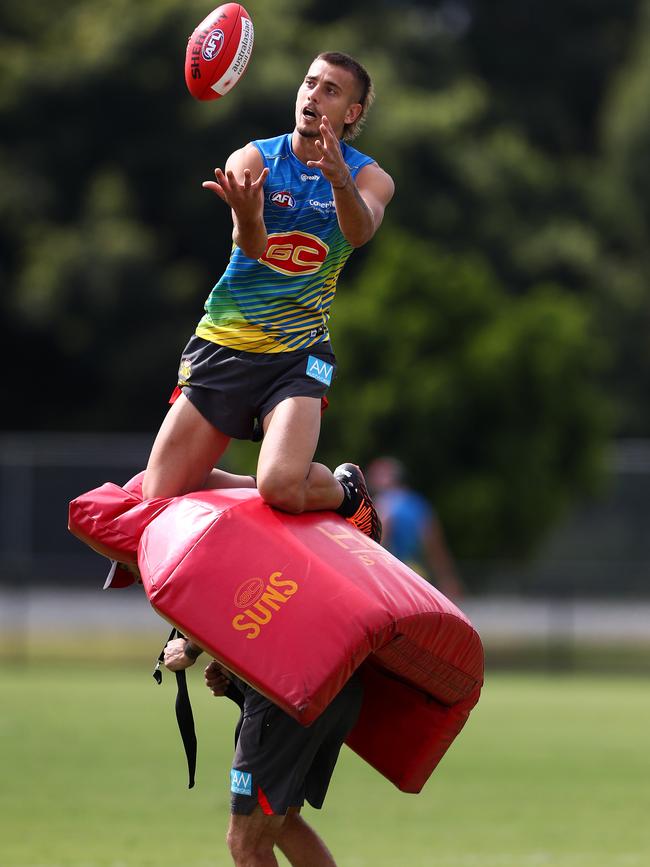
[
  {"x1": 204, "y1": 660, "x2": 232, "y2": 696},
  {"x1": 163, "y1": 637, "x2": 195, "y2": 671}
]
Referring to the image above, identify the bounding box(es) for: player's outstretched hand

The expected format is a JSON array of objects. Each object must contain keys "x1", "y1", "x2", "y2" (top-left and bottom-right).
[
  {"x1": 306, "y1": 115, "x2": 350, "y2": 189},
  {"x1": 202, "y1": 166, "x2": 269, "y2": 219},
  {"x1": 163, "y1": 637, "x2": 195, "y2": 671},
  {"x1": 204, "y1": 659, "x2": 232, "y2": 697}
]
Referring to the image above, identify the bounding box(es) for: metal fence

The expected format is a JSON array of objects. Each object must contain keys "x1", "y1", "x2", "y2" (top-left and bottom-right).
[
  {"x1": 0, "y1": 432, "x2": 153, "y2": 587},
  {"x1": 1, "y1": 432, "x2": 649, "y2": 669},
  {"x1": 3, "y1": 431, "x2": 650, "y2": 595}
]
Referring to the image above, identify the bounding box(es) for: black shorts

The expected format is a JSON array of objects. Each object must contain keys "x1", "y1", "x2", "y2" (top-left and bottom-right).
[
  {"x1": 229, "y1": 674, "x2": 363, "y2": 816},
  {"x1": 177, "y1": 335, "x2": 337, "y2": 441}
]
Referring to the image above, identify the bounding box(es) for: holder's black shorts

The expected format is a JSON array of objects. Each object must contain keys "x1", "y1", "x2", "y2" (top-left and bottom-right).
[
  {"x1": 176, "y1": 334, "x2": 336, "y2": 441},
  {"x1": 229, "y1": 674, "x2": 363, "y2": 816}
]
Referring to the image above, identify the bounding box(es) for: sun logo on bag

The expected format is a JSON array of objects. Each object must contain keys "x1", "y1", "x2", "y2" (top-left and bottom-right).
[
  {"x1": 234, "y1": 578, "x2": 265, "y2": 608},
  {"x1": 231, "y1": 571, "x2": 299, "y2": 639}
]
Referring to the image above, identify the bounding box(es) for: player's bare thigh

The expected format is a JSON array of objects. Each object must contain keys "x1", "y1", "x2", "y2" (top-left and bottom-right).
[
  {"x1": 143, "y1": 392, "x2": 231, "y2": 499},
  {"x1": 256, "y1": 397, "x2": 343, "y2": 513}
]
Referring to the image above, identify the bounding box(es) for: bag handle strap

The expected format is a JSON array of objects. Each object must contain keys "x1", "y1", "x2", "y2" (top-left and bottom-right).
[{"x1": 153, "y1": 628, "x2": 197, "y2": 789}]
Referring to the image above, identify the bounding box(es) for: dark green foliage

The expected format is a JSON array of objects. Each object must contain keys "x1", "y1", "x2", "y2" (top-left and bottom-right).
[{"x1": 323, "y1": 233, "x2": 610, "y2": 557}]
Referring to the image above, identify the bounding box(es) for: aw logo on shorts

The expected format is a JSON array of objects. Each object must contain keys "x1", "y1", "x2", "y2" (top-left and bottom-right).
[
  {"x1": 306, "y1": 355, "x2": 334, "y2": 386},
  {"x1": 259, "y1": 231, "x2": 329, "y2": 276},
  {"x1": 230, "y1": 769, "x2": 252, "y2": 796}
]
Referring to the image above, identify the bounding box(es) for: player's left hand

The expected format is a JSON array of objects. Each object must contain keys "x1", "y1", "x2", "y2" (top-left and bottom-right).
[
  {"x1": 306, "y1": 115, "x2": 351, "y2": 189},
  {"x1": 163, "y1": 637, "x2": 195, "y2": 671}
]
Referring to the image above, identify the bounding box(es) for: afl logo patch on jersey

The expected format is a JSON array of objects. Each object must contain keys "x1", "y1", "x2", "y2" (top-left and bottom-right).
[
  {"x1": 259, "y1": 230, "x2": 329, "y2": 276},
  {"x1": 270, "y1": 190, "x2": 296, "y2": 209}
]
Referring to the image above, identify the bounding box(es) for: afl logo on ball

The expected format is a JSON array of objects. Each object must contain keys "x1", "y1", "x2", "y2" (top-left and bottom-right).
[
  {"x1": 270, "y1": 191, "x2": 296, "y2": 209},
  {"x1": 202, "y1": 29, "x2": 225, "y2": 61},
  {"x1": 234, "y1": 578, "x2": 265, "y2": 609}
]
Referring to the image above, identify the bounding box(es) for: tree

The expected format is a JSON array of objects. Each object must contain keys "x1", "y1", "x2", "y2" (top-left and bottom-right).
[
  {"x1": 0, "y1": 0, "x2": 637, "y2": 565},
  {"x1": 320, "y1": 232, "x2": 610, "y2": 560}
]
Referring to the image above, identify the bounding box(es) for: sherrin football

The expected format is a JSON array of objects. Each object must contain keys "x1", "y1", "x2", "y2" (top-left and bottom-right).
[{"x1": 185, "y1": 4, "x2": 254, "y2": 101}]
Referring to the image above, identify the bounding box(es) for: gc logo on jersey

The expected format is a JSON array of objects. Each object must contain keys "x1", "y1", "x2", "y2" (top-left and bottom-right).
[
  {"x1": 259, "y1": 231, "x2": 329, "y2": 276},
  {"x1": 269, "y1": 190, "x2": 296, "y2": 209}
]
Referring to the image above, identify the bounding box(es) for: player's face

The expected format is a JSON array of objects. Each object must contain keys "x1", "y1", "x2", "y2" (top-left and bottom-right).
[{"x1": 295, "y1": 59, "x2": 363, "y2": 140}]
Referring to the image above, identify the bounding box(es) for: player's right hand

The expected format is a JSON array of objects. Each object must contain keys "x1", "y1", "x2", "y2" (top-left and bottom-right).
[
  {"x1": 204, "y1": 659, "x2": 231, "y2": 696},
  {"x1": 202, "y1": 165, "x2": 269, "y2": 219}
]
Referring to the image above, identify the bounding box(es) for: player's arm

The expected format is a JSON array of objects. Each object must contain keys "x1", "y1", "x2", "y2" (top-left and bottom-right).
[
  {"x1": 202, "y1": 143, "x2": 269, "y2": 259},
  {"x1": 306, "y1": 115, "x2": 395, "y2": 247},
  {"x1": 339, "y1": 162, "x2": 395, "y2": 247}
]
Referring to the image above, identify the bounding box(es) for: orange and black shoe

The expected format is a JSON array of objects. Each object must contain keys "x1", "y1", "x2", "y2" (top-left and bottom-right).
[{"x1": 334, "y1": 463, "x2": 382, "y2": 543}]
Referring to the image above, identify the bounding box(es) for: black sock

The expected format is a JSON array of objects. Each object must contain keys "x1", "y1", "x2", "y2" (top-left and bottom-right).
[{"x1": 335, "y1": 479, "x2": 358, "y2": 517}]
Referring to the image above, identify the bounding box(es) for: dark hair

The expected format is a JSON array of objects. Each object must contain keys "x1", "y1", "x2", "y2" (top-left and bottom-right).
[{"x1": 315, "y1": 51, "x2": 375, "y2": 141}]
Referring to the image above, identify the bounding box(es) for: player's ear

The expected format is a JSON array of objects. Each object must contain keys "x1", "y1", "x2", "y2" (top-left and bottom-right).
[{"x1": 345, "y1": 103, "x2": 363, "y2": 125}]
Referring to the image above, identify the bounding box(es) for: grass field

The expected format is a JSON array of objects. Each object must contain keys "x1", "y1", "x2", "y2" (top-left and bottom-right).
[{"x1": 1, "y1": 663, "x2": 649, "y2": 867}]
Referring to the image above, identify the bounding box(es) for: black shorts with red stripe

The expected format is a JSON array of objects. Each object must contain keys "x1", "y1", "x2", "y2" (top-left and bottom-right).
[
  {"x1": 229, "y1": 674, "x2": 363, "y2": 816},
  {"x1": 169, "y1": 334, "x2": 335, "y2": 442}
]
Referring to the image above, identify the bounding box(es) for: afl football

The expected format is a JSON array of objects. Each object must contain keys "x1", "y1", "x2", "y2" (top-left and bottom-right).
[{"x1": 185, "y1": 4, "x2": 254, "y2": 101}]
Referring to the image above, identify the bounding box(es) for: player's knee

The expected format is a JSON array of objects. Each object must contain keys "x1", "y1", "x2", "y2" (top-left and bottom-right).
[
  {"x1": 141, "y1": 472, "x2": 161, "y2": 500},
  {"x1": 226, "y1": 825, "x2": 245, "y2": 861},
  {"x1": 225, "y1": 826, "x2": 239, "y2": 859},
  {"x1": 257, "y1": 472, "x2": 306, "y2": 514},
  {"x1": 226, "y1": 825, "x2": 271, "y2": 865},
  {"x1": 142, "y1": 471, "x2": 181, "y2": 501}
]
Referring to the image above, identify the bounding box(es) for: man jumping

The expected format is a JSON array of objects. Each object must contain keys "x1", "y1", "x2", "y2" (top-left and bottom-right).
[
  {"x1": 142, "y1": 51, "x2": 393, "y2": 543},
  {"x1": 159, "y1": 51, "x2": 393, "y2": 865}
]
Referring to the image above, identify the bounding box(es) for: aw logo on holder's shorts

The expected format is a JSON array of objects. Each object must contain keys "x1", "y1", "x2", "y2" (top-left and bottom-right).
[
  {"x1": 259, "y1": 231, "x2": 328, "y2": 276},
  {"x1": 306, "y1": 355, "x2": 334, "y2": 386},
  {"x1": 230, "y1": 769, "x2": 252, "y2": 796}
]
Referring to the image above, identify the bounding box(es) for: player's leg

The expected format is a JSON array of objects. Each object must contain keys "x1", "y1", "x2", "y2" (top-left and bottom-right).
[
  {"x1": 256, "y1": 396, "x2": 382, "y2": 540},
  {"x1": 256, "y1": 396, "x2": 344, "y2": 514},
  {"x1": 143, "y1": 393, "x2": 231, "y2": 499},
  {"x1": 226, "y1": 807, "x2": 336, "y2": 867},
  {"x1": 205, "y1": 467, "x2": 257, "y2": 489},
  {"x1": 276, "y1": 808, "x2": 338, "y2": 867},
  {"x1": 226, "y1": 807, "x2": 283, "y2": 866}
]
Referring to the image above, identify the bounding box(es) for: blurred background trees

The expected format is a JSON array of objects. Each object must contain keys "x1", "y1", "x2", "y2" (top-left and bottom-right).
[{"x1": 2, "y1": 0, "x2": 649, "y2": 561}]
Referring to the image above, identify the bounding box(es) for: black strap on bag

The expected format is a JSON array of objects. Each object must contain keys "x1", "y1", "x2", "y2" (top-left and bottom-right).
[{"x1": 153, "y1": 627, "x2": 197, "y2": 789}]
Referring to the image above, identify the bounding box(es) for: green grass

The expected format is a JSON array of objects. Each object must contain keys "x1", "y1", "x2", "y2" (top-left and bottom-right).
[{"x1": 1, "y1": 663, "x2": 649, "y2": 867}]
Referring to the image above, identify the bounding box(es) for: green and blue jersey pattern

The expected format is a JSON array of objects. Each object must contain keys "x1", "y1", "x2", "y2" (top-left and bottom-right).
[{"x1": 196, "y1": 133, "x2": 375, "y2": 353}]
